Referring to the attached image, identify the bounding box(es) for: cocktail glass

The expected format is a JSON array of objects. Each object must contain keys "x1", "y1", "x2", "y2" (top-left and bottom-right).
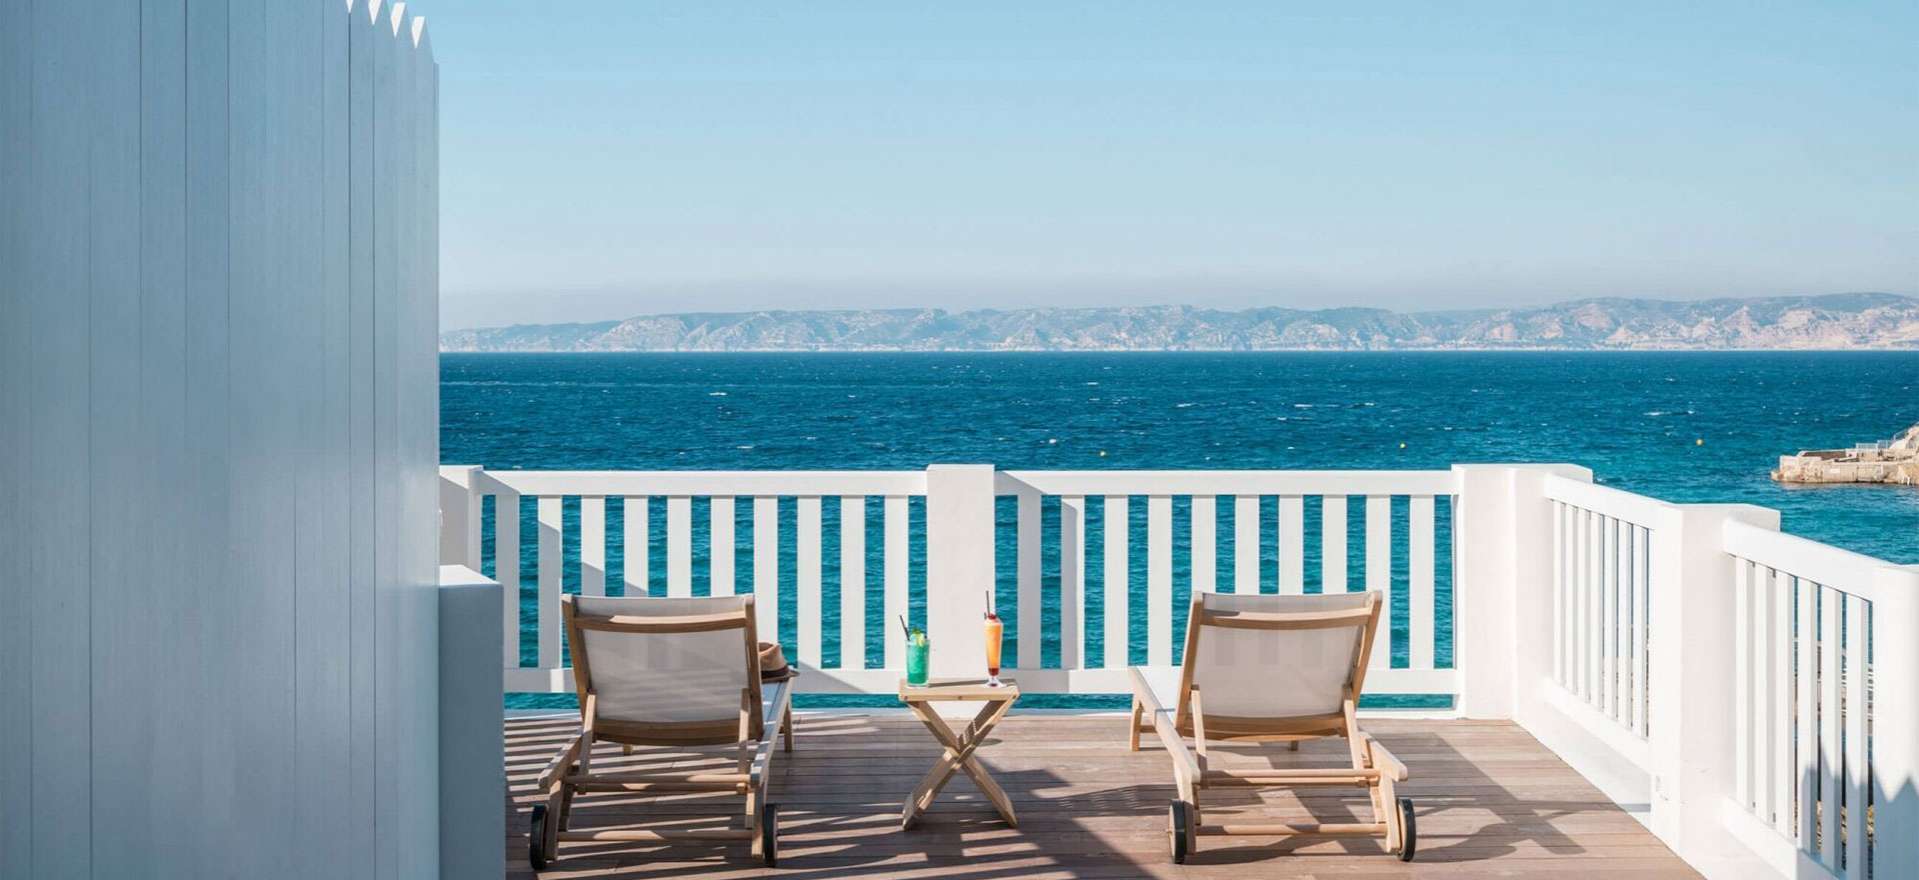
[
  {"x1": 906, "y1": 631, "x2": 930, "y2": 686},
  {"x1": 984, "y1": 612, "x2": 1003, "y2": 687}
]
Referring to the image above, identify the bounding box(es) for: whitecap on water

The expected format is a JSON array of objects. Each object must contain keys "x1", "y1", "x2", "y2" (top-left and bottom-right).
[
  {"x1": 709, "y1": 391, "x2": 728, "y2": 397},
  {"x1": 1175, "y1": 402, "x2": 1196, "y2": 408}
]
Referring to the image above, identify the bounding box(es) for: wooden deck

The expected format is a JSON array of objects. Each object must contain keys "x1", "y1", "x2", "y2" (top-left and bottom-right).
[{"x1": 504, "y1": 711, "x2": 1697, "y2": 879}]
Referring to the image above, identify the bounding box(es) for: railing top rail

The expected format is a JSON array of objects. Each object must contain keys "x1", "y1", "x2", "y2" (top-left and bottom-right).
[
  {"x1": 995, "y1": 468, "x2": 1459, "y2": 497},
  {"x1": 1722, "y1": 517, "x2": 1912, "y2": 601},
  {"x1": 1543, "y1": 473, "x2": 1678, "y2": 527},
  {"x1": 473, "y1": 469, "x2": 928, "y2": 498}
]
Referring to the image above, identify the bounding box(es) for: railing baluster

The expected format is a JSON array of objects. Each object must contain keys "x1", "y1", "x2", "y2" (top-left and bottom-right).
[
  {"x1": 1734, "y1": 557, "x2": 1752, "y2": 808},
  {"x1": 1365, "y1": 495, "x2": 1391, "y2": 671},
  {"x1": 753, "y1": 496, "x2": 779, "y2": 645},
  {"x1": 1632, "y1": 524, "x2": 1649, "y2": 737},
  {"x1": 622, "y1": 495, "x2": 648, "y2": 596},
  {"x1": 1147, "y1": 495, "x2": 1172, "y2": 666},
  {"x1": 1588, "y1": 508, "x2": 1603, "y2": 705},
  {"x1": 1771, "y1": 567, "x2": 1793, "y2": 836},
  {"x1": 580, "y1": 496, "x2": 605, "y2": 597},
  {"x1": 1321, "y1": 495, "x2": 1346, "y2": 594},
  {"x1": 883, "y1": 495, "x2": 908, "y2": 669},
  {"x1": 1191, "y1": 495, "x2": 1216, "y2": 594},
  {"x1": 1016, "y1": 488, "x2": 1040, "y2": 669},
  {"x1": 497, "y1": 490, "x2": 520, "y2": 667},
  {"x1": 1843, "y1": 593, "x2": 1867, "y2": 879},
  {"x1": 709, "y1": 496, "x2": 734, "y2": 596},
  {"x1": 839, "y1": 496, "x2": 865, "y2": 670},
  {"x1": 1753, "y1": 563, "x2": 1774, "y2": 823},
  {"x1": 1059, "y1": 496, "x2": 1085, "y2": 670},
  {"x1": 667, "y1": 496, "x2": 691, "y2": 597},
  {"x1": 1278, "y1": 494, "x2": 1304, "y2": 594},
  {"x1": 1104, "y1": 495, "x2": 1129, "y2": 669},
  {"x1": 1819, "y1": 584, "x2": 1840, "y2": 869},
  {"x1": 1234, "y1": 494, "x2": 1259, "y2": 595},
  {"x1": 1574, "y1": 508, "x2": 1589, "y2": 702},
  {"x1": 796, "y1": 496, "x2": 821, "y2": 665},
  {"x1": 536, "y1": 495, "x2": 562, "y2": 670},
  {"x1": 1797, "y1": 574, "x2": 1817, "y2": 847},
  {"x1": 1603, "y1": 515, "x2": 1618, "y2": 721},
  {"x1": 1409, "y1": 495, "x2": 1434, "y2": 669}
]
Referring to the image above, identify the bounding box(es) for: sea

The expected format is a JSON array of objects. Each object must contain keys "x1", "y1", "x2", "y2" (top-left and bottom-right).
[{"x1": 442, "y1": 351, "x2": 1919, "y2": 708}]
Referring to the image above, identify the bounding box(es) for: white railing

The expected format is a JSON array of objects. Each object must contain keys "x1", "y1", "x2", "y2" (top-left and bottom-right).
[
  {"x1": 441, "y1": 464, "x2": 1460, "y2": 699},
  {"x1": 442, "y1": 461, "x2": 1919, "y2": 878}
]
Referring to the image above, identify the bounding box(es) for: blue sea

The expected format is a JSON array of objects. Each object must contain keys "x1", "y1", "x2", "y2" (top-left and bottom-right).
[{"x1": 442, "y1": 352, "x2": 1919, "y2": 708}]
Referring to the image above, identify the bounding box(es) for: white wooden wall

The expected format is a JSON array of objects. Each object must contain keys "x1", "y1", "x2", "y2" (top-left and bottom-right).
[{"x1": 0, "y1": 2, "x2": 441, "y2": 877}]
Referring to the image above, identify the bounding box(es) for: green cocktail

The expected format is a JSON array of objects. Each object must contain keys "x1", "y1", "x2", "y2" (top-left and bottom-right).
[{"x1": 906, "y1": 629, "x2": 930, "y2": 686}]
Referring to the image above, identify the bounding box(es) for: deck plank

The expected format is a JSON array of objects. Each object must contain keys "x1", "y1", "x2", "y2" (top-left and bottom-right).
[{"x1": 503, "y1": 713, "x2": 1695, "y2": 879}]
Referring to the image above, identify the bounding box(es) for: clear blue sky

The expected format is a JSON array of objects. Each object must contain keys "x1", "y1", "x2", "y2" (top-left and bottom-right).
[{"x1": 431, "y1": 2, "x2": 1917, "y2": 329}]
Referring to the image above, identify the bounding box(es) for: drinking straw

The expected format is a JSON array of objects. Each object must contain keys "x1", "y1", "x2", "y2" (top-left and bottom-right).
[{"x1": 898, "y1": 613, "x2": 912, "y2": 639}]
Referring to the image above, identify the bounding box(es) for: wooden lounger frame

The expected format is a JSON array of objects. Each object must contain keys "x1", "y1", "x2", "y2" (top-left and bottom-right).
[
  {"x1": 1128, "y1": 591, "x2": 1416, "y2": 862},
  {"x1": 527, "y1": 594, "x2": 795, "y2": 870}
]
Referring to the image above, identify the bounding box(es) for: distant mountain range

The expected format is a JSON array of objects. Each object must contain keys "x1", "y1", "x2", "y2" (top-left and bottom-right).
[{"x1": 441, "y1": 293, "x2": 1919, "y2": 352}]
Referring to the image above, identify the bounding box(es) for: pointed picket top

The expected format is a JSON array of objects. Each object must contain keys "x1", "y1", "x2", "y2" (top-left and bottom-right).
[
  {"x1": 411, "y1": 17, "x2": 427, "y2": 48},
  {"x1": 389, "y1": 2, "x2": 407, "y2": 37},
  {"x1": 366, "y1": 0, "x2": 384, "y2": 26}
]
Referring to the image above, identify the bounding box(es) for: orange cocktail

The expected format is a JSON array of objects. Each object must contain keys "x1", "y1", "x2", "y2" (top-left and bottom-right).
[{"x1": 984, "y1": 594, "x2": 1004, "y2": 687}]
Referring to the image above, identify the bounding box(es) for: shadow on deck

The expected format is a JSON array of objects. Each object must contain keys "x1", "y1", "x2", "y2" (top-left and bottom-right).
[{"x1": 503, "y1": 712, "x2": 1697, "y2": 879}]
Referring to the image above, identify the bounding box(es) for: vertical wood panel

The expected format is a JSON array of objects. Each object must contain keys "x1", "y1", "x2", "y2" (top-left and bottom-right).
[
  {"x1": 797, "y1": 497, "x2": 822, "y2": 664},
  {"x1": 1320, "y1": 496, "x2": 1346, "y2": 594},
  {"x1": 709, "y1": 497, "x2": 735, "y2": 596},
  {"x1": 342, "y1": 9, "x2": 378, "y2": 870},
  {"x1": 1104, "y1": 495, "x2": 1129, "y2": 669},
  {"x1": 1365, "y1": 496, "x2": 1390, "y2": 671},
  {"x1": 667, "y1": 496, "x2": 692, "y2": 597},
  {"x1": 1408, "y1": 495, "x2": 1434, "y2": 669},
  {"x1": 537, "y1": 496, "x2": 562, "y2": 669},
  {"x1": 29, "y1": 0, "x2": 98, "y2": 870},
  {"x1": 754, "y1": 496, "x2": 780, "y2": 646},
  {"x1": 1059, "y1": 496, "x2": 1085, "y2": 670},
  {"x1": 0, "y1": 0, "x2": 30, "y2": 870},
  {"x1": 839, "y1": 497, "x2": 865, "y2": 669},
  {"x1": 1016, "y1": 489, "x2": 1041, "y2": 669},
  {"x1": 621, "y1": 496, "x2": 647, "y2": 595},
  {"x1": 1190, "y1": 495, "x2": 1216, "y2": 594},
  {"x1": 1147, "y1": 495, "x2": 1172, "y2": 665},
  {"x1": 1277, "y1": 495, "x2": 1304, "y2": 594},
  {"x1": 579, "y1": 497, "x2": 605, "y2": 597},
  {"x1": 1234, "y1": 495, "x2": 1259, "y2": 595}
]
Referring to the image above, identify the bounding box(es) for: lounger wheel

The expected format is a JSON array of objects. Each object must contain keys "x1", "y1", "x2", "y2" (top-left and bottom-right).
[
  {"x1": 527, "y1": 804, "x2": 550, "y2": 871},
  {"x1": 760, "y1": 801, "x2": 781, "y2": 867},
  {"x1": 1168, "y1": 799, "x2": 1192, "y2": 864},
  {"x1": 1396, "y1": 797, "x2": 1417, "y2": 862}
]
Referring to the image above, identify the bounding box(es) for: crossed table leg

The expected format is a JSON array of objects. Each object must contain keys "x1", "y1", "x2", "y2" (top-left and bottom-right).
[{"x1": 900, "y1": 694, "x2": 1018, "y2": 829}]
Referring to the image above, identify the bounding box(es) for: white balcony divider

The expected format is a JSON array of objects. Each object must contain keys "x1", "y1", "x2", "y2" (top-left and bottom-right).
[{"x1": 440, "y1": 462, "x2": 1919, "y2": 880}]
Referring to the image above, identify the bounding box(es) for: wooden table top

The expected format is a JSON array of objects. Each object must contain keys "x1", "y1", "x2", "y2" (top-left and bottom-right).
[{"x1": 898, "y1": 677, "x2": 1020, "y2": 701}]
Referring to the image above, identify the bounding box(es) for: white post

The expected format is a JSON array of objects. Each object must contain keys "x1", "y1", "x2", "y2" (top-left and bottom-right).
[
  {"x1": 1647, "y1": 503, "x2": 1777, "y2": 865},
  {"x1": 925, "y1": 465, "x2": 996, "y2": 681},
  {"x1": 1871, "y1": 564, "x2": 1919, "y2": 877},
  {"x1": 438, "y1": 465, "x2": 482, "y2": 569},
  {"x1": 1452, "y1": 464, "x2": 1589, "y2": 719},
  {"x1": 437, "y1": 564, "x2": 503, "y2": 880}
]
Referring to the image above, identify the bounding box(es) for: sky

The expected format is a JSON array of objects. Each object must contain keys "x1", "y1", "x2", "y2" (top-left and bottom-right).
[{"x1": 431, "y1": 2, "x2": 1918, "y2": 330}]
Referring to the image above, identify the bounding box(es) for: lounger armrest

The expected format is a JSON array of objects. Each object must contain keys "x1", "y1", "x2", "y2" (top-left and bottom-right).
[
  {"x1": 1130, "y1": 667, "x2": 1200, "y2": 789},
  {"x1": 1362, "y1": 734, "x2": 1409, "y2": 782},
  {"x1": 761, "y1": 678, "x2": 793, "y2": 731},
  {"x1": 747, "y1": 679, "x2": 794, "y2": 788},
  {"x1": 536, "y1": 730, "x2": 587, "y2": 791}
]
